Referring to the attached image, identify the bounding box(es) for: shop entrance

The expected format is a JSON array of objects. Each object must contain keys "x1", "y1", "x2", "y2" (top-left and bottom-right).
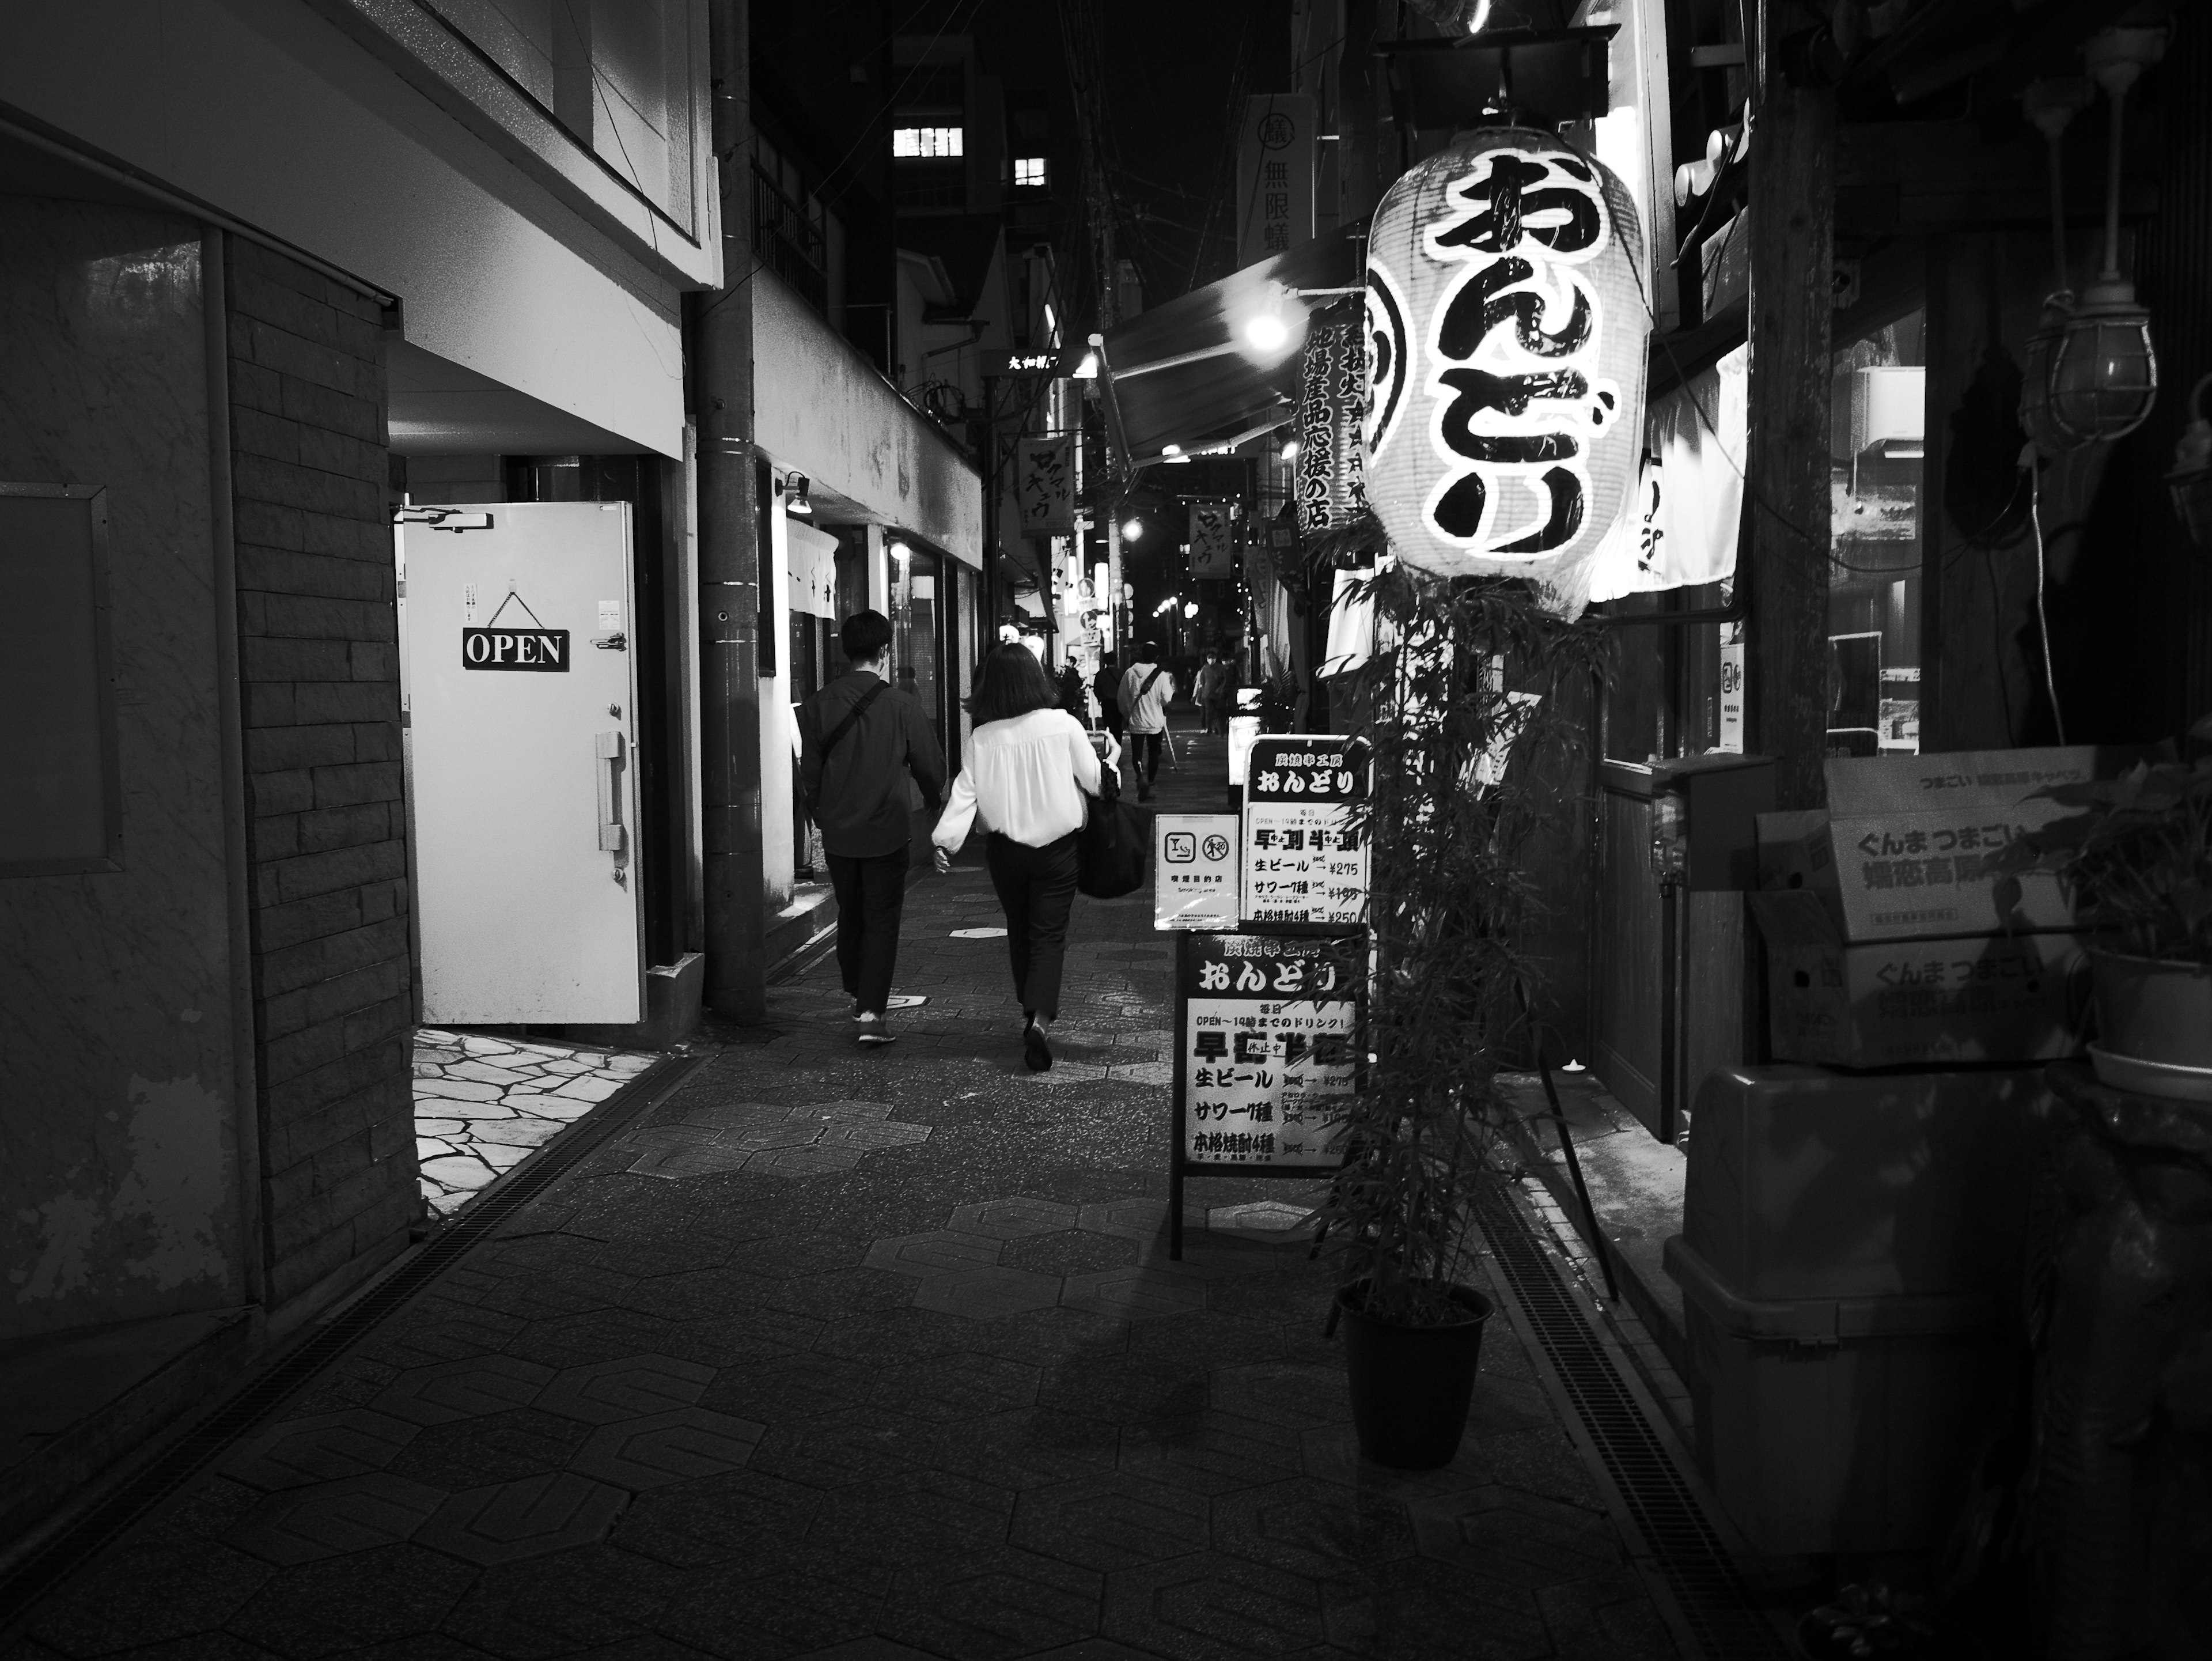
[{"x1": 399, "y1": 502, "x2": 644, "y2": 1024}]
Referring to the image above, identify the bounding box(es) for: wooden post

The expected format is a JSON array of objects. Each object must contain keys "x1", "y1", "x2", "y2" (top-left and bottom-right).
[{"x1": 1743, "y1": 33, "x2": 1836, "y2": 811}]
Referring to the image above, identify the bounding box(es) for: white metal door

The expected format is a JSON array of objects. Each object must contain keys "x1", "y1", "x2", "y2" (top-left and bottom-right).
[{"x1": 401, "y1": 502, "x2": 643, "y2": 1024}]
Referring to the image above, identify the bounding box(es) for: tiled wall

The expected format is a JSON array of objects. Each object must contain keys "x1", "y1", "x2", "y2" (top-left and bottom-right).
[{"x1": 225, "y1": 238, "x2": 419, "y2": 1314}]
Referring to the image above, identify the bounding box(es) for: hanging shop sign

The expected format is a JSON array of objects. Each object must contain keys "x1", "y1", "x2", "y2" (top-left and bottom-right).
[
  {"x1": 1016, "y1": 437, "x2": 1077, "y2": 535},
  {"x1": 1362, "y1": 128, "x2": 1649, "y2": 615},
  {"x1": 1587, "y1": 343, "x2": 1746, "y2": 603},
  {"x1": 1236, "y1": 93, "x2": 1316, "y2": 267},
  {"x1": 1175, "y1": 931, "x2": 1361, "y2": 1171},
  {"x1": 461, "y1": 589, "x2": 568, "y2": 672},
  {"x1": 1240, "y1": 735, "x2": 1369, "y2": 929},
  {"x1": 1155, "y1": 813, "x2": 1240, "y2": 932},
  {"x1": 1189, "y1": 501, "x2": 1236, "y2": 578},
  {"x1": 1297, "y1": 317, "x2": 1368, "y2": 536}
]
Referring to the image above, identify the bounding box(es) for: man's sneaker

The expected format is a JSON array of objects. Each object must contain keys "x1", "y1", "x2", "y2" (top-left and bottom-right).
[
  {"x1": 1024, "y1": 1018, "x2": 1054, "y2": 1073},
  {"x1": 856, "y1": 1012, "x2": 896, "y2": 1046}
]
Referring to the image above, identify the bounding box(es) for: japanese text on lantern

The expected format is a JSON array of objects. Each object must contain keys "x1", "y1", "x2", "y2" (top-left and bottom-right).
[
  {"x1": 1369, "y1": 147, "x2": 1622, "y2": 561},
  {"x1": 1182, "y1": 934, "x2": 1358, "y2": 1168}
]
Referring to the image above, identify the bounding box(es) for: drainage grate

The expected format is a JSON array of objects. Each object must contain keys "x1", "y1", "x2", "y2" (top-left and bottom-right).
[
  {"x1": 0, "y1": 1051, "x2": 706, "y2": 1637},
  {"x1": 1475, "y1": 1183, "x2": 1790, "y2": 1661}
]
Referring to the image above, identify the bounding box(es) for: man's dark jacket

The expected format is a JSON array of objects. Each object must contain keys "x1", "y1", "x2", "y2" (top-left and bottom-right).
[{"x1": 798, "y1": 669, "x2": 947, "y2": 858}]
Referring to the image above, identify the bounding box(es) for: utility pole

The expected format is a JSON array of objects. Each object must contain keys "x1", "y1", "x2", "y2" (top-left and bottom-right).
[{"x1": 697, "y1": 0, "x2": 766, "y2": 1020}]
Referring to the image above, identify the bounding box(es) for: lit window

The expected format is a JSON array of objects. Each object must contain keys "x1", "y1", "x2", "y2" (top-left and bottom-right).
[
  {"x1": 1014, "y1": 156, "x2": 1048, "y2": 188},
  {"x1": 893, "y1": 127, "x2": 964, "y2": 159}
]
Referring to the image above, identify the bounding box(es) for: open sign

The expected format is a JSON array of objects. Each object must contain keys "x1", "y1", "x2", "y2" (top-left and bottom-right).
[{"x1": 461, "y1": 627, "x2": 570, "y2": 672}]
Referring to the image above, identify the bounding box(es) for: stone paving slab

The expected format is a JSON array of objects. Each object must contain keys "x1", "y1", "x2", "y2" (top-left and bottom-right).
[{"x1": 9, "y1": 791, "x2": 1679, "y2": 1661}]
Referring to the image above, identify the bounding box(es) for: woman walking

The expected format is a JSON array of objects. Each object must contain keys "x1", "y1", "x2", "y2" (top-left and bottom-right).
[{"x1": 932, "y1": 644, "x2": 1113, "y2": 1072}]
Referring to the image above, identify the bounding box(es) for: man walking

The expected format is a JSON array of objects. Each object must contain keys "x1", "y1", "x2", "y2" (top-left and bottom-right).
[
  {"x1": 800, "y1": 610, "x2": 946, "y2": 1045},
  {"x1": 1118, "y1": 640, "x2": 1175, "y2": 803},
  {"x1": 1092, "y1": 650, "x2": 1124, "y2": 745}
]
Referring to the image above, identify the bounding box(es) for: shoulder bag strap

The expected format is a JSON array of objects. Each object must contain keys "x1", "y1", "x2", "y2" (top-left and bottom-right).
[
  {"x1": 1139, "y1": 665, "x2": 1166, "y2": 698},
  {"x1": 820, "y1": 682, "x2": 887, "y2": 759}
]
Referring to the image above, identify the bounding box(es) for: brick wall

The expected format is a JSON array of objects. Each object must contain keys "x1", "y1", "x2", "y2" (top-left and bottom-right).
[{"x1": 225, "y1": 237, "x2": 418, "y2": 1314}]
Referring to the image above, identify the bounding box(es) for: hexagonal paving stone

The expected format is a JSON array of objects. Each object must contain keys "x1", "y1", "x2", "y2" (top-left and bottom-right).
[
  {"x1": 946, "y1": 1197, "x2": 1082, "y2": 1240},
  {"x1": 1100, "y1": 1550, "x2": 1330, "y2": 1660},
  {"x1": 537, "y1": 1353, "x2": 717, "y2": 1424},
  {"x1": 1060, "y1": 1266, "x2": 1209, "y2": 1322},
  {"x1": 1010, "y1": 1473, "x2": 1212, "y2": 1572},
  {"x1": 628, "y1": 1140, "x2": 755, "y2": 1179},
  {"x1": 1075, "y1": 1199, "x2": 1207, "y2": 1243},
  {"x1": 221, "y1": 1410, "x2": 422, "y2": 1490},
  {"x1": 748, "y1": 1145, "x2": 865, "y2": 1175},
  {"x1": 228, "y1": 1472, "x2": 448, "y2": 1564},
  {"x1": 570, "y1": 1406, "x2": 766, "y2": 1489},
  {"x1": 1406, "y1": 1484, "x2": 1622, "y2": 1585},
  {"x1": 862, "y1": 1231, "x2": 1005, "y2": 1279},
  {"x1": 1299, "y1": 1427, "x2": 1494, "y2": 1500},
  {"x1": 817, "y1": 1121, "x2": 931, "y2": 1151},
  {"x1": 415, "y1": 1471, "x2": 629, "y2": 1565},
  {"x1": 1210, "y1": 1362, "x2": 1349, "y2": 1429},
  {"x1": 1207, "y1": 1200, "x2": 1317, "y2": 1237},
  {"x1": 1211, "y1": 1476, "x2": 1418, "y2": 1579},
  {"x1": 912, "y1": 1267, "x2": 1066, "y2": 1320},
  {"x1": 374, "y1": 1355, "x2": 555, "y2": 1425},
  {"x1": 794, "y1": 1099, "x2": 896, "y2": 1122}
]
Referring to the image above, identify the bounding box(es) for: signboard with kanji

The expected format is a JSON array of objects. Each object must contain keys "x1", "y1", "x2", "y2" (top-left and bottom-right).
[
  {"x1": 1240, "y1": 735, "x2": 1369, "y2": 929},
  {"x1": 1154, "y1": 813, "x2": 1238, "y2": 932},
  {"x1": 1236, "y1": 94, "x2": 1316, "y2": 268},
  {"x1": 1176, "y1": 932, "x2": 1360, "y2": 1171},
  {"x1": 1016, "y1": 437, "x2": 1076, "y2": 535},
  {"x1": 1188, "y1": 501, "x2": 1236, "y2": 579}
]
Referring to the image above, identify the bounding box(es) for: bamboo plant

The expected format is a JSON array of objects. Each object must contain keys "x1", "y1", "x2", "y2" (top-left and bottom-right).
[{"x1": 1309, "y1": 518, "x2": 1612, "y2": 1326}]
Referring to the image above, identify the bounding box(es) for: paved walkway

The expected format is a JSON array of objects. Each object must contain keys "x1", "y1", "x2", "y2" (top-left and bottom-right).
[{"x1": 8, "y1": 721, "x2": 1678, "y2": 1661}]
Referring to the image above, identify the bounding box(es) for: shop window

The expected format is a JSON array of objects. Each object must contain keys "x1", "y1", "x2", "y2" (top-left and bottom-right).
[
  {"x1": 1828, "y1": 309, "x2": 1926, "y2": 755},
  {"x1": 890, "y1": 547, "x2": 942, "y2": 750}
]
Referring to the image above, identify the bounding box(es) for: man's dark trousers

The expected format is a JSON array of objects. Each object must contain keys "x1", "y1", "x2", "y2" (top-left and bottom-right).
[{"x1": 825, "y1": 845, "x2": 910, "y2": 1015}]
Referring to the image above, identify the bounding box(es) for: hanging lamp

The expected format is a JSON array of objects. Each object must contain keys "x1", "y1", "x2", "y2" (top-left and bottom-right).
[
  {"x1": 2047, "y1": 27, "x2": 2168, "y2": 445},
  {"x1": 2017, "y1": 78, "x2": 2092, "y2": 456}
]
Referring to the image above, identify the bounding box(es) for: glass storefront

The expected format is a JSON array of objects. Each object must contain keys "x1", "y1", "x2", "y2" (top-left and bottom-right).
[
  {"x1": 1829, "y1": 309, "x2": 1926, "y2": 755},
  {"x1": 889, "y1": 546, "x2": 942, "y2": 750}
]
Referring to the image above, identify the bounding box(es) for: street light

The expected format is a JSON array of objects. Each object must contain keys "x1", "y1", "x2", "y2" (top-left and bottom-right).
[{"x1": 1121, "y1": 519, "x2": 1145, "y2": 542}]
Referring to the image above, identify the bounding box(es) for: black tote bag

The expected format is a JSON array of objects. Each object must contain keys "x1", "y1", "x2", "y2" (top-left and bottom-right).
[{"x1": 1075, "y1": 762, "x2": 1147, "y2": 899}]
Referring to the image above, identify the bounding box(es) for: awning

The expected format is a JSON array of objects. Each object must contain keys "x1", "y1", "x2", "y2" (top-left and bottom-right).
[{"x1": 1094, "y1": 222, "x2": 1367, "y2": 470}]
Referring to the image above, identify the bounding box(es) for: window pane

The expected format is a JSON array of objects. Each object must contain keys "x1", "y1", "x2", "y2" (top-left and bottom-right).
[{"x1": 1829, "y1": 309, "x2": 1925, "y2": 756}]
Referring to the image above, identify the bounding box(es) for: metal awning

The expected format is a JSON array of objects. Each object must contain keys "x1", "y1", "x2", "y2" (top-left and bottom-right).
[{"x1": 1093, "y1": 222, "x2": 1368, "y2": 471}]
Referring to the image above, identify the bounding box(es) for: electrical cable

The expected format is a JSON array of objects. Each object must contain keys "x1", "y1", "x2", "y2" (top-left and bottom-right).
[{"x1": 2027, "y1": 449, "x2": 2067, "y2": 744}]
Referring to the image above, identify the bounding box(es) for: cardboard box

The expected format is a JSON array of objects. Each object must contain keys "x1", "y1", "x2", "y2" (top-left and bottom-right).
[
  {"x1": 1749, "y1": 744, "x2": 2149, "y2": 944},
  {"x1": 1750, "y1": 891, "x2": 2090, "y2": 1067}
]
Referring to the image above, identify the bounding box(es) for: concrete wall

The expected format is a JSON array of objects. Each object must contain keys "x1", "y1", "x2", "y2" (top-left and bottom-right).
[
  {"x1": 0, "y1": 0, "x2": 706, "y2": 459},
  {"x1": 753, "y1": 273, "x2": 985, "y2": 566},
  {"x1": 0, "y1": 200, "x2": 249, "y2": 1341},
  {"x1": 224, "y1": 238, "x2": 419, "y2": 1317}
]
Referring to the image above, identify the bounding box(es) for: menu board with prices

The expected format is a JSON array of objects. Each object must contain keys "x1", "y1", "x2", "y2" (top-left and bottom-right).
[
  {"x1": 1241, "y1": 736, "x2": 1369, "y2": 929},
  {"x1": 1177, "y1": 932, "x2": 1361, "y2": 1171}
]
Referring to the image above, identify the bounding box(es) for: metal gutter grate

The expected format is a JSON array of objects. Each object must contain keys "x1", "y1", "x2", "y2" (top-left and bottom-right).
[
  {"x1": 1475, "y1": 1183, "x2": 1791, "y2": 1660},
  {"x1": 0, "y1": 1051, "x2": 706, "y2": 1639}
]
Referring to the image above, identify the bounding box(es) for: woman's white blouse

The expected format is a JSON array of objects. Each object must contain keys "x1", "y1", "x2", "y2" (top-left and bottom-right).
[{"x1": 933, "y1": 709, "x2": 1104, "y2": 851}]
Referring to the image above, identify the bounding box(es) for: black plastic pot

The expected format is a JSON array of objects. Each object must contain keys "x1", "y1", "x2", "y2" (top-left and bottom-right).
[{"x1": 1336, "y1": 1280, "x2": 1495, "y2": 1469}]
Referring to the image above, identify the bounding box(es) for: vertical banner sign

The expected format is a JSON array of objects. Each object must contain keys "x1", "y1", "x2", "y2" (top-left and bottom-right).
[
  {"x1": 1718, "y1": 630, "x2": 1746, "y2": 752},
  {"x1": 1178, "y1": 932, "x2": 1361, "y2": 1168},
  {"x1": 1362, "y1": 129, "x2": 1649, "y2": 616},
  {"x1": 1237, "y1": 94, "x2": 1316, "y2": 268},
  {"x1": 1241, "y1": 735, "x2": 1369, "y2": 928},
  {"x1": 1016, "y1": 437, "x2": 1077, "y2": 535},
  {"x1": 1295, "y1": 319, "x2": 1368, "y2": 536},
  {"x1": 1189, "y1": 501, "x2": 1236, "y2": 578},
  {"x1": 1154, "y1": 813, "x2": 1240, "y2": 931}
]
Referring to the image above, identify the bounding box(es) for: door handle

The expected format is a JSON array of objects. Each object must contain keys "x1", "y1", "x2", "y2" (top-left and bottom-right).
[{"x1": 596, "y1": 731, "x2": 627, "y2": 852}]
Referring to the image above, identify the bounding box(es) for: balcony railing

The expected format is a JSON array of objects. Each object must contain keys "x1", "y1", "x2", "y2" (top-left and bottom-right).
[{"x1": 753, "y1": 164, "x2": 828, "y2": 317}]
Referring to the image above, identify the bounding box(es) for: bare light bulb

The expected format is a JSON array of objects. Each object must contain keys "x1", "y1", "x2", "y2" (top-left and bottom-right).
[
  {"x1": 1121, "y1": 519, "x2": 1145, "y2": 542},
  {"x1": 1243, "y1": 314, "x2": 1289, "y2": 354}
]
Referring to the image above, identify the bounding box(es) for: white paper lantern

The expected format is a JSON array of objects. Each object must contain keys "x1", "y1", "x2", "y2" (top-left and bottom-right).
[{"x1": 1362, "y1": 129, "x2": 1649, "y2": 614}]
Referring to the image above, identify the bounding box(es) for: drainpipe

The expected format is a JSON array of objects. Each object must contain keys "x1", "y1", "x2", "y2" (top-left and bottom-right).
[{"x1": 697, "y1": 0, "x2": 767, "y2": 1021}]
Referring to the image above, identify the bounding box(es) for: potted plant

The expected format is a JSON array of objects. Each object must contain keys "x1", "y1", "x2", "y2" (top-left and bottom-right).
[
  {"x1": 1313, "y1": 532, "x2": 1609, "y2": 1468},
  {"x1": 1993, "y1": 712, "x2": 2212, "y2": 1093},
  {"x1": 1794, "y1": 1582, "x2": 1983, "y2": 1660}
]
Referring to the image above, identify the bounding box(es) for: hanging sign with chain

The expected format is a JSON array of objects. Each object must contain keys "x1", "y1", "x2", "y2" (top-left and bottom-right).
[{"x1": 462, "y1": 589, "x2": 569, "y2": 672}]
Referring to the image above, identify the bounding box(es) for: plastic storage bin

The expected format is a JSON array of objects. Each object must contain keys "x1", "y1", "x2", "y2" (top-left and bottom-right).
[{"x1": 1665, "y1": 1236, "x2": 2005, "y2": 1554}]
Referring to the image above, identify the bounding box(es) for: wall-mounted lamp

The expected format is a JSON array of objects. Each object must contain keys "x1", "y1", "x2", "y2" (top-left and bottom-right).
[{"x1": 785, "y1": 471, "x2": 813, "y2": 515}]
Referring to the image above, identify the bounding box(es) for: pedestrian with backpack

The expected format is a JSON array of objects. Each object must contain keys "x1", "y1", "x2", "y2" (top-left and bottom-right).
[
  {"x1": 1118, "y1": 641, "x2": 1175, "y2": 802},
  {"x1": 800, "y1": 610, "x2": 946, "y2": 1046},
  {"x1": 930, "y1": 644, "x2": 1115, "y2": 1072}
]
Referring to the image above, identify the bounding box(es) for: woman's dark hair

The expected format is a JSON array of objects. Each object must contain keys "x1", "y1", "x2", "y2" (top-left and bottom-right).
[{"x1": 967, "y1": 643, "x2": 1062, "y2": 725}]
